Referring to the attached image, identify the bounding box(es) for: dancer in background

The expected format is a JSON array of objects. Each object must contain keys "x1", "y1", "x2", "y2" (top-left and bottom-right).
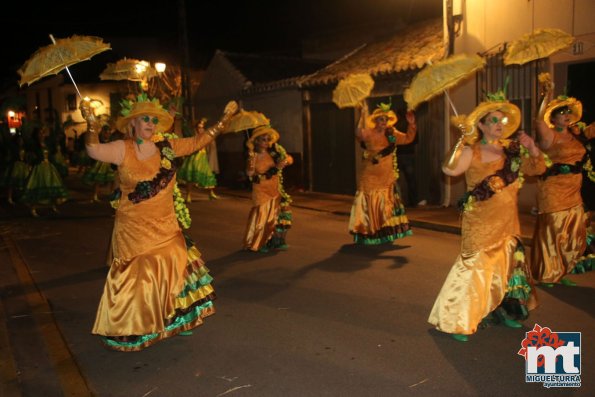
[
  {"x1": 82, "y1": 124, "x2": 115, "y2": 202},
  {"x1": 21, "y1": 126, "x2": 69, "y2": 216},
  {"x1": 243, "y1": 126, "x2": 293, "y2": 252},
  {"x1": 349, "y1": 101, "x2": 416, "y2": 244},
  {"x1": 531, "y1": 73, "x2": 594, "y2": 287},
  {"x1": 177, "y1": 118, "x2": 219, "y2": 202}
]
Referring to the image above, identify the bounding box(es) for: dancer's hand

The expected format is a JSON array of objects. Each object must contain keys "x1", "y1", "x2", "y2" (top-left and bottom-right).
[
  {"x1": 518, "y1": 130, "x2": 540, "y2": 157},
  {"x1": 79, "y1": 97, "x2": 96, "y2": 123}
]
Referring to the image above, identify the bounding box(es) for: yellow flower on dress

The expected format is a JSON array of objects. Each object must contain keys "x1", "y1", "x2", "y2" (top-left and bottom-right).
[
  {"x1": 161, "y1": 158, "x2": 171, "y2": 169},
  {"x1": 487, "y1": 176, "x2": 505, "y2": 192},
  {"x1": 514, "y1": 250, "x2": 525, "y2": 262},
  {"x1": 151, "y1": 133, "x2": 165, "y2": 143},
  {"x1": 463, "y1": 195, "x2": 476, "y2": 212}
]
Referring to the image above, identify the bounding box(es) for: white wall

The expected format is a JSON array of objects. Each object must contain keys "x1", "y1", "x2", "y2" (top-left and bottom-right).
[
  {"x1": 24, "y1": 76, "x2": 122, "y2": 139},
  {"x1": 243, "y1": 89, "x2": 304, "y2": 154},
  {"x1": 446, "y1": 0, "x2": 594, "y2": 211}
]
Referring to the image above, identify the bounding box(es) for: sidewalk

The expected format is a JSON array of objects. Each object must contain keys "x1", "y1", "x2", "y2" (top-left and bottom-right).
[{"x1": 217, "y1": 187, "x2": 538, "y2": 245}]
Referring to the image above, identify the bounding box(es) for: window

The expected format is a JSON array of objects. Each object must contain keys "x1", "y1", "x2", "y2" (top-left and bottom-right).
[
  {"x1": 66, "y1": 94, "x2": 77, "y2": 111},
  {"x1": 477, "y1": 46, "x2": 548, "y2": 135}
]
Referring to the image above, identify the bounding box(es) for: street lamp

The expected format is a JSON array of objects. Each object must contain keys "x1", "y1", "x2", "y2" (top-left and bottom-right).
[{"x1": 155, "y1": 62, "x2": 166, "y2": 73}]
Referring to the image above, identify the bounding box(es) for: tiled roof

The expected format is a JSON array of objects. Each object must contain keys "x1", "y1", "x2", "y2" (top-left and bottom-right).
[{"x1": 302, "y1": 18, "x2": 446, "y2": 86}]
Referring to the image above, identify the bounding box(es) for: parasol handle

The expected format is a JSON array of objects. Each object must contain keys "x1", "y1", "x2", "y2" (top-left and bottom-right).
[
  {"x1": 443, "y1": 90, "x2": 458, "y2": 117},
  {"x1": 49, "y1": 34, "x2": 84, "y2": 100}
]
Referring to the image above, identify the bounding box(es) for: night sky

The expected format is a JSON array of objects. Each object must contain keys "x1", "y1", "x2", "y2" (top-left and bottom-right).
[{"x1": 1, "y1": 0, "x2": 440, "y2": 89}]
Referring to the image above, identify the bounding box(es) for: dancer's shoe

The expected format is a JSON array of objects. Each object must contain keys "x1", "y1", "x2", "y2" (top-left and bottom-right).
[
  {"x1": 560, "y1": 278, "x2": 577, "y2": 287},
  {"x1": 451, "y1": 334, "x2": 468, "y2": 342},
  {"x1": 495, "y1": 308, "x2": 522, "y2": 328}
]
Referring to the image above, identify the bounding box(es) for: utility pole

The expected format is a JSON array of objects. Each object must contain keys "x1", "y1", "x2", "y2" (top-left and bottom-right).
[{"x1": 178, "y1": 0, "x2": 194, "y2": 123}]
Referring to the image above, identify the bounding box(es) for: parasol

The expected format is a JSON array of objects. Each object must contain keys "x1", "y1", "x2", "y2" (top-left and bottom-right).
[
  {"x1": 404, "y1": 53, "x2": 486, "y2": 112},
  {"x1": 503, "y1": 28, "x2": 574, "y2": 66},
  {"x1": 332, "y1": 73, "x2": 375, "y2": 109},
  {"x1": 99, "y1": 58, "x2": 157, "y2": 81},
  {"x1": 18, "y1": 34, "x2": 111, "y2": 98},
  {"x1": 224, "y1": 109, "x2": 270, "y2": 133}
]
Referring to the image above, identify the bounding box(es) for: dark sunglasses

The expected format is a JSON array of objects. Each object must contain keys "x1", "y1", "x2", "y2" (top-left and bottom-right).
[
  {"x1": 140, "y1": 115, "x2": 159, "y2": 124},
  {"x1": 554, "y1": 108, "x2": 572, "y2": 116},
  {"x1": 485, "y1": 116, "x2": 509, "y2": 125}
]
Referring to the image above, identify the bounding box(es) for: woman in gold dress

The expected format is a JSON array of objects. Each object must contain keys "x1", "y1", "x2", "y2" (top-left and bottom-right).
[
  {"x1": 244, "y1": 126, "x2": 293, "y2": 253},
  {"x1": 80, "y1": 94, "x2": 238, "y2": 351},
  {"x1": 531, "y1": 75, "x2": 594, "y2": 287},
  {"x1": 349, "y1": 102, "x2": 416, "y2": 244},
  {"x1": 428, "y1": 96, "x2": 547, "y2": 342}
]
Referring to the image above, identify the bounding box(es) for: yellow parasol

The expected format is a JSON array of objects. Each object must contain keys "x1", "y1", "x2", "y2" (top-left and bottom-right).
[
  {"x1": 332, "y1": 73, "x2": 375, "y2": 109},
  {"x1": 18, "y1": 34, "x2": 111, "y2": 98},
  {"x1": 503, "y1": 28, "x2": 574, "y2": 66},
  {"x1": 404, "y1": 53, "x2": 486, "y2": 111},
  {"x1": 224, "y1": 109, "x2": 270, "y2": 133},
  {"x1": 99, "y1": 58, "x2": 157, "y2": 82}
]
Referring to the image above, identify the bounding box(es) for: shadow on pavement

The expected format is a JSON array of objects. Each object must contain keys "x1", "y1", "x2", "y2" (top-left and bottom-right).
[
  {"x1": 1, "y1": 266, "x2": 108, "y2": 300},
  {"x1": 291, "y1": 243, "x2": 411, "y2": 278},
  {"x1": 535, "y1": 284, "x2": 595, "y2": 319}
]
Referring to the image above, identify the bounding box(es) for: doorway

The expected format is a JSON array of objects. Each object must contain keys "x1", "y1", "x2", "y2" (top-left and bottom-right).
[{"x1": 310, "y1": 103, "x2": 356, "y2": 194}]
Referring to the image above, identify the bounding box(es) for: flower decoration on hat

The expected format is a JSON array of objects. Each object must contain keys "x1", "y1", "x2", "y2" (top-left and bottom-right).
[
  {"x1": 116, "y1": 92, "x2": 174, "y2": 134},
  {"x1": 246, "y1": 125, "x2": 280, "y2": 151},
  {"x1": 543, "y1": 95, "x2": 582, "y2": 129},
  {"x1": 366, "y1": 101, "x2": 397, "y2": 129},
  {"x1": 452, "y1": 82, "x2": 521, "y2": 145}
]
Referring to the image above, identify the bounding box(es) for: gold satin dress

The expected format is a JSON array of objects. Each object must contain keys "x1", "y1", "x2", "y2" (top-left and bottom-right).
[
  {"x1": 349, "y1": 128, "x2": 414, "y2": 244},
  {"x1": 531, "y1": 132, "x2": 589, "y2": 283},
  {"x1": 93, "y1": 137, "x2": 215, "y2": 351},
  {"x1": 243, "y1": 150, "x2": 292, "y2": 251},
  {"x1": 429, "y1": 144, "x2": 546, "y2": 335}
]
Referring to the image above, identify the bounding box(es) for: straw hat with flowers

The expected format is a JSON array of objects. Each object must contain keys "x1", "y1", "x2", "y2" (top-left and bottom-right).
[
  {"x1": 451, "y1": 89, "x2": 521, "y2": 145},
  {"x1": 543, "y1": 96, "x2": 582, "y2": 129},
  {"x1": 246, "y1": 126, "x2": 280, "y2": 151},
  {"x1": 366, "y1": 102, "x2": 397, "y2": 129},
  {"x1": 116, "y1": 93, "x2": 174, "y2": 134}
]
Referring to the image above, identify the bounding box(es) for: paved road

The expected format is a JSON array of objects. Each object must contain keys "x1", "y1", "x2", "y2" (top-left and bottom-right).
[{"x1": 1, "y1": 193, "x2": 594, "y2": 397}]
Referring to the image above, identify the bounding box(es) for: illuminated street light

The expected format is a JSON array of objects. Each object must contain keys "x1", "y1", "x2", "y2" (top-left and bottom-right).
[
  {"x1": 135, "y1": 61, "x2": 149, "y2": 74},
  {"x1": 155, "y1": 62, "x2": 166, "y2": 73}
]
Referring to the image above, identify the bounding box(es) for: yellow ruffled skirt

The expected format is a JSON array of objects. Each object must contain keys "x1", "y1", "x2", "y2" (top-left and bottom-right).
[
  {"x1": 530, "y1": 204, "x2": 587, "y2": 283},
  {"x1": 349, "y1": 186, "x2": 411, "y2": 244},
  {"x1": 93, "y1": 233, "x2": 215, "y2": 351},
  {"x1": 428, "y1": 236, "x2": 536, "y2": 335},
  {"x1": 244, "y1": 197, "x2": 280, "y2": 251}
]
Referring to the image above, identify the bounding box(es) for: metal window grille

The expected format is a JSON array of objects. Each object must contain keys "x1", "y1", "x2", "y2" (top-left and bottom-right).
[{"x1": 477, "y1": 45, "x2": 548, "y2": 135}]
